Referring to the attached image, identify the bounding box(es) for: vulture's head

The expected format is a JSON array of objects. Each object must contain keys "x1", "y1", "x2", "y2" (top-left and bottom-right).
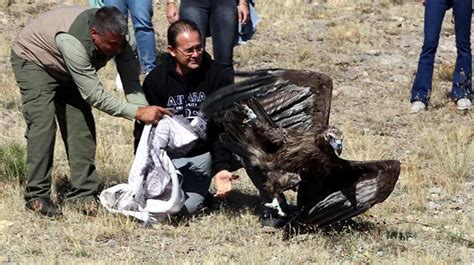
[{"x1": 322, "y1": 127, "x2": 344, "y2": 156}]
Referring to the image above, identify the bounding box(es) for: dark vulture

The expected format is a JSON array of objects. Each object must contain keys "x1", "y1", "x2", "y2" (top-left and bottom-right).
[{"x1": 200, "y1": 69, "x2": 400, "y2": 227}]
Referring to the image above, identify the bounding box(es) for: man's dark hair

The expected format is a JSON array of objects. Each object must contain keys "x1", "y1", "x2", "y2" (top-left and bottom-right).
[
  {"x1": 167, "y1": 19, "x2": 201, "y2": 48},
  {"x1": 91, "y1": 6, "x2": 128, "y2": 36}
]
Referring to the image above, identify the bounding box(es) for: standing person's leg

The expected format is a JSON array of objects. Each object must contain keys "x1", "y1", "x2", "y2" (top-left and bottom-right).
[
  {"x1": 103, "y1": 0, "x2": 128, "y2": 15},
  {"x1": 172, "y1": 152, "x2": 212, "y2": 216},
  {"x1": 410, "y1": 0, "x2": 448, "y2": 105},
  {"x1": 209, "y1": 0, "x2": 238, "y2": 79},
  {"x1": 103, "y1": 0, "x2": 129, "y2": 91},
  {"x1": 451, "y1": 0, "x2": 472, "y2": 104},
  {"x1": 10, "y1": 51, "x2": 61, "y2": 217},
  {"x1": 179, "y1": 0, "x2": 211, "y2": 46},
  {"x1": 55, "y1": 82, "x2": 100, "y2": 205},
  {"x1": 128, "y1": 0, "x2": 156, "y2": 74}
]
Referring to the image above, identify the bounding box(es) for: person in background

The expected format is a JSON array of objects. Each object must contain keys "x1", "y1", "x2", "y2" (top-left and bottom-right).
[
  {"x1": 10, "y1": 6, "x2": 168, "y2": 217},
  {"x1": 410, "y1": 0, "x2": 472, "y2": 112},
  {"x1": 104, "y1": 0, "x2": 156, "y2": 75},
  {"x1": 166, "y1": 0, "x2": 250, "y2": 79}
]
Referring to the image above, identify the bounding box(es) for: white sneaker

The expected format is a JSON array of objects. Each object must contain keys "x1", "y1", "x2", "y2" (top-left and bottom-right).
[
  {"x1": 456, "y1": 98, "x2": 472, "y2": 110},
  {"x1": 115, "y1": 74, "x2": 123, "y2": 92},
  {"x1": 410, "y1": 101, "x2": 426, "y2": 113}
]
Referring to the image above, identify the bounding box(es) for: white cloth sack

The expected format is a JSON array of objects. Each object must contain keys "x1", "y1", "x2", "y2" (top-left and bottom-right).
[{"x1": 99, "y1": 115, "x2": 204, "y2": 224}]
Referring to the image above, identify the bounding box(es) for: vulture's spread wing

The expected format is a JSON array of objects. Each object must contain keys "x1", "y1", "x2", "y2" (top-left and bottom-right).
[
  {"x1": 297, "y1": 159, "x2": 400, "y2": 227},
  {"x1": 201, "y1": 69, "x2": 400, "y2": 227},
  {"x1": 201, "y1": 69, "x2": 333, "y2": 130}
]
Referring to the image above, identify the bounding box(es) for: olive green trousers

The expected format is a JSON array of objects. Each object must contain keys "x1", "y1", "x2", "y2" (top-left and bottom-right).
[{"x1": 11, "y1": 51, "x2": 100, "y2": 202}]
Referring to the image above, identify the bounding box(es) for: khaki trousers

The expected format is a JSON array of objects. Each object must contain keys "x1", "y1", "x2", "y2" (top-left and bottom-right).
[{"x1": 10, "y1": 51, "x2": 100, "y2": 202}]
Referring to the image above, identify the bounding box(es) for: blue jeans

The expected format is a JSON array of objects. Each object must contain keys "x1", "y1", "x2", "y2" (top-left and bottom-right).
[
  {"x1": 180, "y1": 0, "x2": 238, "y2": 78},
  {"x1": 411, "y1": 0, "x2": 472, "y2": 104},
  {"x1": 103, "y1": 0, "x2": 156, "y2": 73}
]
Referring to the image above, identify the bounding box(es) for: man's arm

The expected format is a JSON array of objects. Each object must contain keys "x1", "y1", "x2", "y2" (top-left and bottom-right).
[
  {"x1": 209, "y1": 66, "x2": 238, "y2": 198},
  {"x1": 56, "y1": 33, "x2": 143, "y2": 119},
  {"x1": 56, "y1": 33, "x2": 170, "y2": 124}
]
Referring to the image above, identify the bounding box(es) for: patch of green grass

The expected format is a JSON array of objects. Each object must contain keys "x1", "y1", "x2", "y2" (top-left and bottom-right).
[{"x1": 0, "y1": 142, "x2": 27, "y2": 183}]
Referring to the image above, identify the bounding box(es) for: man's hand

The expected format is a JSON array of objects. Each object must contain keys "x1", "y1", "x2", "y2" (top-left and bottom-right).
[
  {"x1": 135, "y1": 106, "x2": 172, "y2": 124},
  {"x1": 166, "y1": 2, "x2": 179, "y2": 23},
  {"x1": 214, "y1": 170, "x2": 239, "y2": 198}
]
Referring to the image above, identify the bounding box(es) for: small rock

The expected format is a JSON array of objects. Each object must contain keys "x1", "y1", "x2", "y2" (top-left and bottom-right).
[
  {"x1": 389, "y1": 16, "x2": 405, "y2": 22},
  {"x1": 366, "y1": 50, "x2": 381, "y2": 56},
  {"x1": 311, "y1": 20, "x2": 326, "y2": 32},
  {"x1": 429, "y1": 187, "x2": 442, "y2": 194},
  {"x1": 107, "y1": 239, "x2": 117, "y2": 246},
  {"x1": 354, "y1": 54, "x2": 370, "y2": 63},
  {"x1": 388, "y1": 74, "x2": 409, "y2": 83},
  {"x1": 427, "y1": 201, "x2": 440, "y2": 209}
]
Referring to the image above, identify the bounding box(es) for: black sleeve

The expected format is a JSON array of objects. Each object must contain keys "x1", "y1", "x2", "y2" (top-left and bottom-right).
[
  {"x1": 142, "y1": 66, "x2": 166, "y2": 107},
  {"x1": 209, "y1": 66, "x2": 235, "y2": 175},
  {"x1": 133, "y1": 121, "x2": 144, "y2": 154},
  {"x1": 209, "y1": 120, "x2": 233, "y2": 176}
]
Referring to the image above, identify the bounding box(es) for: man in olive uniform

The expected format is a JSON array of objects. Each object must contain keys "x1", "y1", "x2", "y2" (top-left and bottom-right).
[{"x1": 11, "y1": 6, "x2": 169, "y2": 217}]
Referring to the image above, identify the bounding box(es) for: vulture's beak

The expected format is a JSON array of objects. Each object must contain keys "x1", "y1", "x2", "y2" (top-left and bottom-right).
[{"x1": 329, "y1": 138, "x2": 343, "y2": 156}]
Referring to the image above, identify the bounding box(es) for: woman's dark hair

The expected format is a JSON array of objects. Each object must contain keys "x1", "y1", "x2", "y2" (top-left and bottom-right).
[
  {"x1": 167, "y1": 19, "x2": 201, "y2": 47},
  {"x1": 91, "y1": 6, "x2": 128, "y2": 36}
]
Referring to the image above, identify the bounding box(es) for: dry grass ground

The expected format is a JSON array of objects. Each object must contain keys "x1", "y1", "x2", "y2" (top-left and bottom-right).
[{"x1": 0, "y1": 0, "x2": 473, "y2": 263}]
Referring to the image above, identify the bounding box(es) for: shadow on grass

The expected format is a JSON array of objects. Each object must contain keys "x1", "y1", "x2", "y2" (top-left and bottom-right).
[
  {"x1": 283, "y1": 217, "x2": 385, "y2": 241},
  {"x1": 211, "y1": 189, "x2": 261, "y2": 216},
  {"x1": 157, "y1": 190, "x2": 261, "y2": 227}
]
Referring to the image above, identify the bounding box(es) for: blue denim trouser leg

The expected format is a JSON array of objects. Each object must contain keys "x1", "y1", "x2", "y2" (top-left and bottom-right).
[
  {"x1": 172, "y1": 152, "x2": 212, "y2": 216},
  {"x1": 410, "y1": 0, "x2": 448, "y2": 104},
  {"x1": 103, "y1": 0, "x2": 156, "y2": 73},
  {"x1": 411, "y1": 0, "x2": 472, "y2": 104},
  {"x1": 451, "y1": 0, "x2": 472, "y2": 101},
  {"x1": 180, "y1": 0, "x2": 237, "y2": 78}
]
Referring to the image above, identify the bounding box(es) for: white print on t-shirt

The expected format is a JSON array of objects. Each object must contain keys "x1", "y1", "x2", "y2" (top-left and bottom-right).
[{"x1": 166, "y1": 91, "x2": 207, "y2": 117}]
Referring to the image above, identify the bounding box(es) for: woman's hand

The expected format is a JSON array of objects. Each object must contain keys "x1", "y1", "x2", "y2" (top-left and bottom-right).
[
  {"x1": 166, "y1": 2, "x2": 179, "y2": 23},
  {"x1": 237, "y1": 2, "x2": 250, "y2": 25}
]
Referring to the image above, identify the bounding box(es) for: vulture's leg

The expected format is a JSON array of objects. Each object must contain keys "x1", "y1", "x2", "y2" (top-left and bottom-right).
[
  {"x1": 264, "y1": 196, "x2": 287, "y2": 217},
  {"x1": 264, "y1": 171, "x2": 301, "y2": 217}
]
